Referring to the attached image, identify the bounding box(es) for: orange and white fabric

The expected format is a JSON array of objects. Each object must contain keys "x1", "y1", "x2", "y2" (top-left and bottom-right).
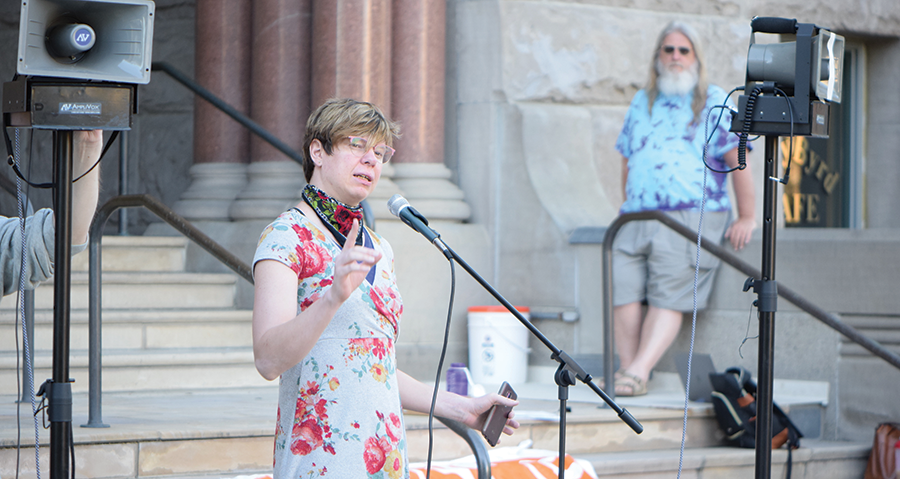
[{"x1": 409, "y1": 447, "x2": 598, "y2": 479}]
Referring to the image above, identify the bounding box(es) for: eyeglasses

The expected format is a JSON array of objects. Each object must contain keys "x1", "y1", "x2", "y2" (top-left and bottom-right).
[
  {"x1": 346, "y1": 136, "x2": 395, "y2": 164},
  {"x1": 662, "y1": 45, "x2": 692, "y2": 56}
]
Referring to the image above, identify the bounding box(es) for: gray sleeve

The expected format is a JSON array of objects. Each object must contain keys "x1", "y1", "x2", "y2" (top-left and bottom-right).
[{"x1": 0, "y1": 209, "x2": 56, "y2": 296}]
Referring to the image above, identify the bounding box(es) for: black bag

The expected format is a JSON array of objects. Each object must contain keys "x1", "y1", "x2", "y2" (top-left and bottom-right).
[{"x1": 710, "y1": 367, "x2": 803, "y2": 476}]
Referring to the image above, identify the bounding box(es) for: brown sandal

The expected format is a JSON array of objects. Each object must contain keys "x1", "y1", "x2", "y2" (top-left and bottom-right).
[
  {"x1": 614, "y1": 370, "x2": 647, "y2": 397},
  {"x1": 597, "y1": 371, "x2": 624, "y2": 390}
]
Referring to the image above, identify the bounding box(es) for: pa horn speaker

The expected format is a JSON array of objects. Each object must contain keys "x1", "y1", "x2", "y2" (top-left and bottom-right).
[
  {"x1": 746, "y1": 29, "x2": 845, "y2": 103},
  {"x1": 16, "y1": 0, "x2": 155, "y2": 84}
]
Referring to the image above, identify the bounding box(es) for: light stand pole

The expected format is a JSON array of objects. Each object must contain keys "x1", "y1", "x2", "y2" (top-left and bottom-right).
[
  {"x1": 49, "y1": 130, "x2": 76, "y2": 479},
  {"x1": 751, "y1": 135, "x2": 780, "y2": 479}
]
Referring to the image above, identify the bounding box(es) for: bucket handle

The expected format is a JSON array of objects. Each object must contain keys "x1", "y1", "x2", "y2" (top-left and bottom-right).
[{"x1": 481, "y1": 322, "x2": 531, "y2": 355}]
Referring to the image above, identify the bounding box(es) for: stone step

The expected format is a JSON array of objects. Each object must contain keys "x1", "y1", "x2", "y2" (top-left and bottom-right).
[
  {"x1": 578, "y1": 440, "x2": 869, "y2": 478},
  {"x1": 840, "y1": 342, "x2": 900, "y2": 356},
  {"x1": 0, "y1": 309, "x2": 253, "y2": 354},
  {"x1": 839, "y1": 316, "x2": 900, "y2": 357},
  {"x1": 0, "y1": 271, "x2": 239, "y2": 311},
  {"x1": 0, "y1": 347, "x2": 268, "y2": 393},
  {"x1": 839, "y1": 315, "x2": 900, "y2": 357},
  {"x1": 841, "y1": 315, "x2": 900, "y2": 330},
  {"x1": 839, "y1": 315, "x2": 900, "y2": 351},
  {"x1": 0, "y1": 388, "x2": 856, "y2": 479},
  {"x1": 70, "y1": 236, "x2": 189, "y2": 272}
]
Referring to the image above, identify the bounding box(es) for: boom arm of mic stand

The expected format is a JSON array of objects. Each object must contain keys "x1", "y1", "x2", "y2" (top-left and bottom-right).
[
  {"x1": 553, "y1": 349, "x2": 643, "y2": 433},
  {"x1": 442, "y1": 243, "x2": 643, "y2": 435}
]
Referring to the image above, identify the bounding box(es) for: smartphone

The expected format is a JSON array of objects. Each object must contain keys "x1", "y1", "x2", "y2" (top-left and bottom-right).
[{"x1": 480, "y1": 381, "x2": 517, "y2": 447}]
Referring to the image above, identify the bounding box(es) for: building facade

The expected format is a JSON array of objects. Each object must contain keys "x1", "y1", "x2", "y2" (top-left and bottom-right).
[{"x1": 1, "y1": 0, "x2": 898, "y2": 442}]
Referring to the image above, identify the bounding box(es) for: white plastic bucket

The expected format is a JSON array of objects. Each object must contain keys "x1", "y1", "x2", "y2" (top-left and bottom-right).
[{"x1": 467, "y1": 305, "x2": 530, "y2": 386}]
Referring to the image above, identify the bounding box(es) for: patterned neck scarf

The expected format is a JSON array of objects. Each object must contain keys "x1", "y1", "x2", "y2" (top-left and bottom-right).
[{"x1": 301, "y1": 184, "x2": 365, "y2": 247}]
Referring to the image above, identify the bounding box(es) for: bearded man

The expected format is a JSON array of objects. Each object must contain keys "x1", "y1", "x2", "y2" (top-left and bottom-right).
[{"x1": 610, "y1": 22, "x2": 757, "y2": 396}]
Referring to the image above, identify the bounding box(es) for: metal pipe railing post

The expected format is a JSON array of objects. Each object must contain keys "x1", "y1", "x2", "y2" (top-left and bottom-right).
[
  {"x1": 601, "y1": 211, "x2": 659, "y2": 403},
  {"x1": 82, "y1": 215, "x2": 107, "y2": 427},
  {"x1": 117, "y1": 131, "x2": 129, "y2": 235},
  {"x1": 84, "y1": 194, "x2": 255, "y2": 427}
]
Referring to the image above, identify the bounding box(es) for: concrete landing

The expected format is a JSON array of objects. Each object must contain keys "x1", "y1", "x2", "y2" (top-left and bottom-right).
[{"x1": 1, "y1": 373, "x2": 861, "y2": 479}]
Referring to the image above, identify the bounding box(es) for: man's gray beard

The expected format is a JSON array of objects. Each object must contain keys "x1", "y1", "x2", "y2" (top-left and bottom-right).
[{"x1": 656, "y1": 59, "x2": 699, "y2": 97}]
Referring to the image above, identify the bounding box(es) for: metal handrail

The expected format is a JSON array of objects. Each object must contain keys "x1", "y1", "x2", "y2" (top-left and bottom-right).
[
  {"x1": 151, "y1": 62, "x2": 304, "y2": 166},
  {"x1": 83, "y1": 194, "x2": 253, "y2": 427},
  {"x1": 599, "y1": 211, "x2": 900, "y2": 401},
  {"x1": 437, "y1": 417, "x2": 492, "y2": 479}
]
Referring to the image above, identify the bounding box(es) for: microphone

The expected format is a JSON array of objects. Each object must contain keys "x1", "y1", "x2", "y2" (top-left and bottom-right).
[{"x1": 387, "y1": 194, "x2": 451, "y2": 258}]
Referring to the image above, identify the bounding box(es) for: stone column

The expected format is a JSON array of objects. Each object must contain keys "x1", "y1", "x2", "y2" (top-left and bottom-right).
[
  {"x1": 310, "y1": 0, "x2": 400, "y2": 219},
  {"x1": 390, "y1": 0, "x2": 470, "y2": 221},
  {"x1": 310, "y1": 0, "x2": 392, "y2": 110},
  {"x1": 230, "y1": 0, "x2": 312, "y2": 220},
  {"x1": 174, "y1": 0, "x2": 252, "y2": 220}
]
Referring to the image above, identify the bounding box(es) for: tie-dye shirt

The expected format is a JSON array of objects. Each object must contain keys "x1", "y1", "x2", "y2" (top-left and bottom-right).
[
  {"x1": 615, "y1": 84, "x2": 739, "y2": 213},
  {"x1": 254, "y1": 209, "x2": 407, "y2": 479}
]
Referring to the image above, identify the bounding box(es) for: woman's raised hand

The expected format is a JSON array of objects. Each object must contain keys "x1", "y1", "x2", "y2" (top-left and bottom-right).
[{"x1": 325, "y1": 219, "x2": 382, "y2": 305}]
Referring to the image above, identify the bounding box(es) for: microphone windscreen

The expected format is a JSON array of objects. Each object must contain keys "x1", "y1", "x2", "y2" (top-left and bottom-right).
[{"x1": 387, "y1": 194, "x2": 409, "y2": 217}]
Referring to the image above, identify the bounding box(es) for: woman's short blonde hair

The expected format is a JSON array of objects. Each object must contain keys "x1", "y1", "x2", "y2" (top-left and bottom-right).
[{"x1": 302, "y1": 98, "x2": 401, "y2": 182}]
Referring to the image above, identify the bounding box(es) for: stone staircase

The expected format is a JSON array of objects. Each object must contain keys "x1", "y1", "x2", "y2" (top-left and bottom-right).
[
  {"x1": 839, "y1": 315, "x2": 900, "y2": 358},
  {"x1": 836, "y1": 313, "x2": 900, "y2": 441},
  {"x1": 0, "y1": 236, "x2": 266, "y2": 394},
  {"x1": 0, "y1": 236, "x2": 872, "y2": 478}
]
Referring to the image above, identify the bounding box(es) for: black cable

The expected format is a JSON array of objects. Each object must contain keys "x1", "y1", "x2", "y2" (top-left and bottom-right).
[
  {"x1": 2, "y1": 75, "x2": 19, "y2": 167},
  {"x1": 737, "y1": 86, "x2": 763, "y2": 171},
  {"x1": 75, "y1": 130, "x2": 118, "y2": 182},
  {"x1": 701, "y1": 105, "x2": 743, "y2": 174},
  {"x1": 2, "y1": 74, "x2": 115, "y2": 189},
  {"x1": 701, "y1": 87, "x2": 745, "y2": 174},
  {"x1": 70, "y1": 426, "x2": 76, "y2": 479},
  {"x1": 6, "y1": 130, "x2": 116, "y2": 189},
  {"x1": 425, "y1": 258, "x2": 457, "y2": 479},
  {"x1": 773, "y1": 87, "x2": 795, "y2": 184}
]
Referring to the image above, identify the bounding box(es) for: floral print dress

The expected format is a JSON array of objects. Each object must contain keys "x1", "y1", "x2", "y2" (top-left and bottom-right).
[{"x1": 253, "y1": 209, "x2": 406, "y2": 478}]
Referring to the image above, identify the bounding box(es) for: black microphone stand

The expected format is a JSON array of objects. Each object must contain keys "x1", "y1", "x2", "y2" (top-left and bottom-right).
[{"x1": 432, "y1": 238, "x2": 643, "y2": 479}]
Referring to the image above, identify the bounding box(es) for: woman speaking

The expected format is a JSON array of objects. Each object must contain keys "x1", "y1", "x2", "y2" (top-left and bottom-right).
[{"x1": 251, "y1": 98, "x2": 518, "y2": 477}]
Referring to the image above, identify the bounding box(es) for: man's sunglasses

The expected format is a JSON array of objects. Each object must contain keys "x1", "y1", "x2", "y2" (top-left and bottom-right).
[{"x1": 662, "y1": 46, "x2": 691, "y2": 56}]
